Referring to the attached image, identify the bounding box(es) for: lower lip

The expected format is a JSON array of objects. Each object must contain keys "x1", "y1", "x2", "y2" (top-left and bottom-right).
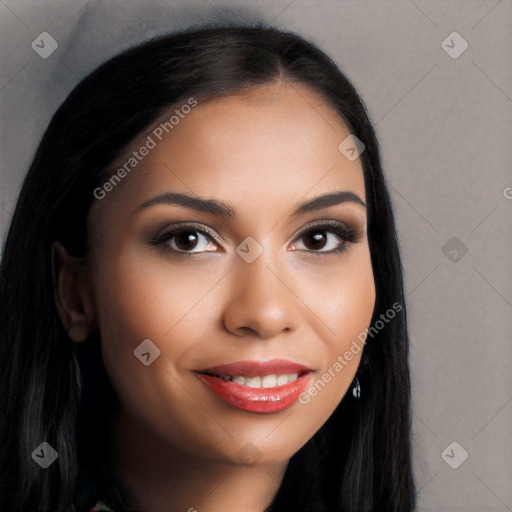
[{"x1": 195, "y1": 372, "x2": 312, "y2": 413}]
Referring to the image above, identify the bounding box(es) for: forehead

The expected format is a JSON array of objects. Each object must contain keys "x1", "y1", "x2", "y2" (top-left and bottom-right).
[{"x1": 90, "y1": 82, "x2": 366, "y2": 224}]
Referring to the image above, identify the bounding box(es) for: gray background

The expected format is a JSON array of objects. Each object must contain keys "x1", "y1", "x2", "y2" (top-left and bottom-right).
[{"x1": 1, "y1": 0, "x2": 511, "y2": 510}]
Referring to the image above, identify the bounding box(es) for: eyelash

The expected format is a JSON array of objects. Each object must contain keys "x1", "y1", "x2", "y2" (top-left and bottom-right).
[{"x1": 149, "y1": 220, "x2": 361, "y2": 257}]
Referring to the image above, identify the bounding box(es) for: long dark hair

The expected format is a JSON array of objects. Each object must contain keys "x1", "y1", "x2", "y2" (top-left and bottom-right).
[{"x1": 0, "y1": 22, "x2": 415, "y2": 511}]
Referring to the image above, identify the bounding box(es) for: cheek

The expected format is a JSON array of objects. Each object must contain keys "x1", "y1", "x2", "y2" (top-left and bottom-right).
[
  {"x1": 90, "y1": 244, "x2": 236, "y2": 414},
  {"x1": 302, "y1": 246, "x2": 376, "y2": 346},
  {"x1": 293, "y1": 248, "x2": 375, "y2": 424},
  {"x1": 90, "y1": 250, "x2": 233, "y2": 457},
  {"x1": 92, "y1": 245, "x2": 226, "y2": 347},
  {"x1": 330, "y1": 261, "x2": 376, "y2": 343}
]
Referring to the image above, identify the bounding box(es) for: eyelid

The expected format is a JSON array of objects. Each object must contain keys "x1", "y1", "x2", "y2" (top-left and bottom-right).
[
  {"x1": 295, "y1": 218, "x2": 358, "y2": 236},
  {"x1": 150, "y1": 222, "x2": 223, "y2": 248}
]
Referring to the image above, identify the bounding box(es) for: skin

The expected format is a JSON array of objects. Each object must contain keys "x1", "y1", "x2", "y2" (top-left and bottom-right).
[{"x1": 54, "y1": 80, "x2": 376, "y2": 512}]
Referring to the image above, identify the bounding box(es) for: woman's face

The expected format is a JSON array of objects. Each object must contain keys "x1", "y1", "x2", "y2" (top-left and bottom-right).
[{"x1": 86, "y1": 81, "x2": 375, "y2": 466}]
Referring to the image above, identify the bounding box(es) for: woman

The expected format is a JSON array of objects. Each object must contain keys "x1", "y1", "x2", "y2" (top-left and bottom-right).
[{"x1": 0, "y1": 23, "x2": 415, "y2": 511}]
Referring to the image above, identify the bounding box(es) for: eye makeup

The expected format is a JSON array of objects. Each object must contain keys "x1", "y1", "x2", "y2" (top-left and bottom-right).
[{"x1": 148, "y1": 218, "x2": 363, "y2": 257}]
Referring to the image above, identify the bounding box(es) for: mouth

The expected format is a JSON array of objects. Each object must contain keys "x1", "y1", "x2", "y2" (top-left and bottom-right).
[{"x1": 193, "y1": 359, "x2": 314, "y2": 413}]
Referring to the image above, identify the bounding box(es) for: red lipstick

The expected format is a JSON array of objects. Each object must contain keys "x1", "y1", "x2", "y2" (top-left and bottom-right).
[{"x1": 194, "y1": 359, "x2": 313, "y2": 413}]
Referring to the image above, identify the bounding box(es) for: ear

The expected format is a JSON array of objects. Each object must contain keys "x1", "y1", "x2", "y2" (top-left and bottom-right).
[{"x1": 51, "y1": 241, "x2": 96, "y2": 343}]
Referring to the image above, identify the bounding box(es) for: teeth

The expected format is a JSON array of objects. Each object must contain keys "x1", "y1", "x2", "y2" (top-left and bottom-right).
[
  {"x1": 261, "y1": 375, "x2": 277, "y2": 388},
  {"x1": 245, "y1": 376, "x2": 261, "y2": 388},
  {"x1": 215, "y1": 373, "x2": 300, "y2": 388},
  {"x1": 277, "y1": 374, "x2": 288, "y2": 386},
  {"x1": 232, "y1": 375, "x2": 245, "y2": 385}
]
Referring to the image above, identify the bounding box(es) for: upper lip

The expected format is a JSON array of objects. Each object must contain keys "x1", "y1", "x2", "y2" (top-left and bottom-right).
[{"x1": 195, "y1": 358, "x2": 314, "y2": 377}]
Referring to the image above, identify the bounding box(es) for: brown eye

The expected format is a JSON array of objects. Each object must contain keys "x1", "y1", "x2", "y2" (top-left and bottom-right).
[
  {"x1": 291, "y1": 220, "x2": 361, "y2": 256},
  {"x1": 302, "y1": 230, "x2": 330, "y2": 251},
  {"x1": 173, "y1": 230, "x2": 200, "y2": 251},
  {"x1": 150, "y1": 225, "x2": 219, "y2": 255}
]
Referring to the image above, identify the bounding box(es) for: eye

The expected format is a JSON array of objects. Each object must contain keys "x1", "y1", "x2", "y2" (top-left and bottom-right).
[
  {"x1": 150, "y1": 220, "x2": 361, "y2": 257},
  {"x1": 290, "y1": 220, "x2": 361, "y2": 256},
  {"x1": 149, "y1": 224, "x2": 219, "y2": 256}
]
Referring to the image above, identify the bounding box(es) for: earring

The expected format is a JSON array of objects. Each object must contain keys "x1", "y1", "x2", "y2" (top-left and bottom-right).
[{"x1": 352, "y1": 377, "x2": 361, "y2": 398}]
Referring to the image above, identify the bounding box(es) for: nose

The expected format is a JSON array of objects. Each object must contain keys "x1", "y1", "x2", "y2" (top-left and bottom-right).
[{"x1": 222, "y1": 252, "x2": 301, "y2": 339}]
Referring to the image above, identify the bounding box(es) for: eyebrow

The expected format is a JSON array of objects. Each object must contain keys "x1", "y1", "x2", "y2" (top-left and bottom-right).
[{"x1": 135, "y1": 190, "x2": 366, "y2": 217}]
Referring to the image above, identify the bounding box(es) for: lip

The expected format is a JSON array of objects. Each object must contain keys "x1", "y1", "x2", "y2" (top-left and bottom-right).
[
  {"x1": 195, "y1": 358, "x2": 313, "y2": 377},
  {"x1": 194, "y1": 359, "x2": 314, "y2": 413}
]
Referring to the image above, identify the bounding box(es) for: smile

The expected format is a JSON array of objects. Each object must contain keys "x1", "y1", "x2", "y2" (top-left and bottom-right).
[
  {"x1": 214, "y1": 373, "x2": 300, "y2": 387},
  {"x1": 194, "y1": 359, "x2": 314, "y2": 413}
]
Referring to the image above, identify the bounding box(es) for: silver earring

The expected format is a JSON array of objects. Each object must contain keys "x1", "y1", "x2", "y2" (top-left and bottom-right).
[{"x1": 352, "y1": 377, "x2": 361, "y2": 398}]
